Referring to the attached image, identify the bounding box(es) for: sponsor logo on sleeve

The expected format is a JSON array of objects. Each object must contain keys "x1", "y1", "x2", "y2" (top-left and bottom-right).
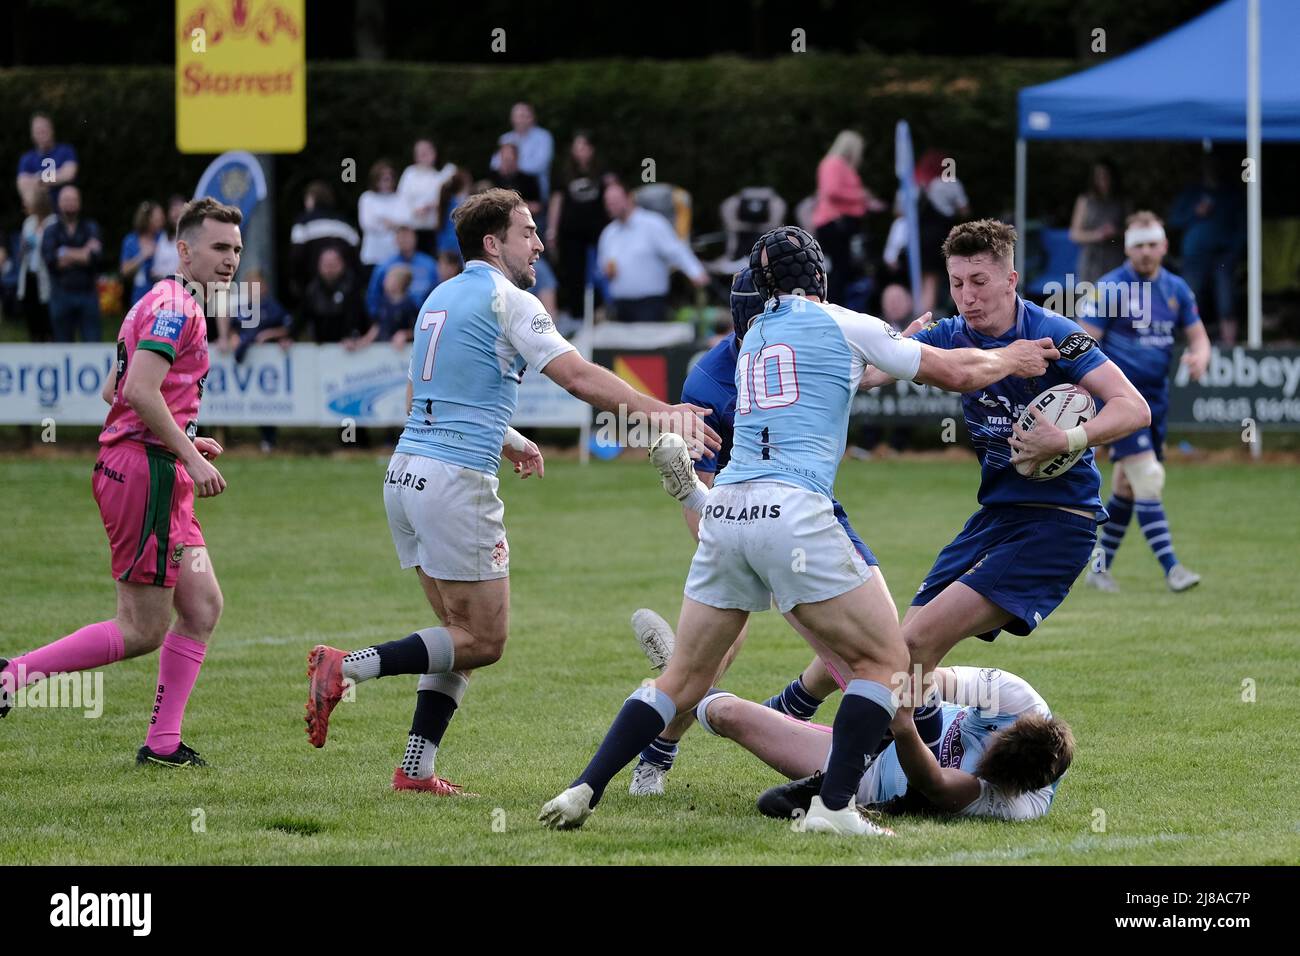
[
  {"x1": 531, "y1": 313, "x2": 555, "y2": 334},
  {"x1": 1056, "y1": 331, "x2": 1097, "y2": 360},
  {"x1": 150, "y1": 309, "x2": 186, "y2": 343}
]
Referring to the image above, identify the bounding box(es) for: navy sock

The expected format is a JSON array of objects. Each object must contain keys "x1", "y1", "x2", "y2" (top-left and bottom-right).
[
  {"x1": 411, "y1": 690, "x2": 457, "y2": 747},
  {"x1": 1099, "y1": 494, "x2": 1134, "y2": 570},
  {"x1": 638, "y1": 735, "x2": 679, "y2": 769},
  {"x1": 375, "y1": 633, "x2": 429, "y2": 676},
  {"x1": 913, "y1": 704, "x2": 943, "y2": 758},
  {"x1": 820, "y1": 679, "x2": 895, "y2": 811},
  {"x1": 574, "y1": 687, "x2": 676, "y2": 806},
  {"x1": 762, "y1": 675, "x2": 825, "y2": 720},
  {"x1": 1135, "y1": 499, "x2": 1178, "y2": 574}
]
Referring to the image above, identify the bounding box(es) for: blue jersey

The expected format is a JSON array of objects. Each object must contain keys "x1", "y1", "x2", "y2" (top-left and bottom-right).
[
  {"x1": 717, "y1": 299, "x2": 922, "y2": 499},
  {"x1": 396, "y1": 260, "x2": 575, "y2": 474},
  {"x1": 913, "y1": 298, "x2": 1108, "y2": 514},
  {"x1": 1078, "y1": 263, "x2": 1200, "y2": 406},
  {"x1": 681, "y1": 334, "x2": 740, "y2": 475},
  {"x1": 864, "y1": 667, "x2": 1063, "y2": 820}
]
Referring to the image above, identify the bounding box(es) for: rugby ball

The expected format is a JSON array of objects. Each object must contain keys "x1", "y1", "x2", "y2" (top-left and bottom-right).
[{"x1": 1013, "y1": 384, "x2": 1095, "y2": 481}]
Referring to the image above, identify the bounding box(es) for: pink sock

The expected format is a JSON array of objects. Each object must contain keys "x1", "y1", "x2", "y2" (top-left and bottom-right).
[
  {"x1": 143, "y1": 632, "x2": 208, "y2": 756},
  {"x1": 3, "y1": 620, "x2": 125, "y2": 687}
]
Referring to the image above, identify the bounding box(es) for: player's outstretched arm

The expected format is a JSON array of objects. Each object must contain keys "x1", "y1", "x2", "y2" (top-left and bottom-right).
[
  {"x1": 1011, "y1": 360, "x2": 1150, "y2": 469},
  {"x1": 914, "y1": 338, "x2": 1059, "y2": 394},
  {"x1": 890, "y1": 707, "x2": 981, "y2": 812},
  {"x1": 543, "y1": 351, "x2": 721, "y2": 456},
  {"x1": 122, "y1": 350, "x2": 226, "y2": 498}
]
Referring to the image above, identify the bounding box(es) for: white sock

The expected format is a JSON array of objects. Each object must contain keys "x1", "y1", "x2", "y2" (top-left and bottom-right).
[
  {"x1": 683, "y1": 484, "x2": 709, "y2": 514},
  {"x1": 342, "y1": 647, "x2": 381, "y2": 683},
  {"x1": 401, "y1": 733, "x2": 437, "y2": 779}
]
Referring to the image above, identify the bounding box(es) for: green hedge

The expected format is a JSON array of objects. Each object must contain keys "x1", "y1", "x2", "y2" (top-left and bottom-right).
[{"x1": 1, "y1": 55, "x2": 1199, "y2": 280}]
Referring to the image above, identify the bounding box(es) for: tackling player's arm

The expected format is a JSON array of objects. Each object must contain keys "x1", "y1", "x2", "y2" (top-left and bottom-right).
[
  {"x1": 122, "y1": 350, "x2": 226, "y2": 497},
  {"x1": 889, "y1": 705, "x2": 982, "y2": 812},
  {"x1": 543, "y1": 351, "x2": 721, "y2": 456},
  {"x1": 1010, "y1": 360, "x2": 1151, "y2": 469},
  {"x1": 914, "y1": 338, "x2": 1059, "y2": 393}
]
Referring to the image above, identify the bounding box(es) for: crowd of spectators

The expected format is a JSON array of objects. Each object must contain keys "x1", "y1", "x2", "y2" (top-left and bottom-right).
[{"x1": 1, "y1": 105, "x2": 1251, "y2": 356}]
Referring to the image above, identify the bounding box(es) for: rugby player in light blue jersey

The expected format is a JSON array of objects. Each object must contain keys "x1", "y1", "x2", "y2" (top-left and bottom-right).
[
  {"x1": 303, "y1": 188, "x2": 720, "y2": 795},
  {"x1": 1077, "y1": 211, "x2": 1211, "y2": 593},
  {"x1": 541, "y1": 226, "x2": 1062, "y2": 836},
  {"x1": 698, "y1": 666, "x2": 1074, "y2": 823}
]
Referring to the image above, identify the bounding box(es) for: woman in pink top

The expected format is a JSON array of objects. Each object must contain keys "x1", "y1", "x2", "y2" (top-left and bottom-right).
[{"x1": 812, "y1": 130, "x2": 883, "y2": 304}]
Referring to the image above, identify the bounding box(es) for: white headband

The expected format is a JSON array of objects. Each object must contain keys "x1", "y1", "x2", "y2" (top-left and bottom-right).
[{"x1": 1125, "y1": 224, "x2": 1166, "y2": 249}]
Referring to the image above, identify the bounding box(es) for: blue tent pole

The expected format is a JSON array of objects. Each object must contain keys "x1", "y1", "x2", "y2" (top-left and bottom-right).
[
  {"x1": 1247, "y1": 0, "x2": 1262, "y2": 348},
  {"x1": 1014, "y1": 137, "x2": 1027, "y2": 287}
]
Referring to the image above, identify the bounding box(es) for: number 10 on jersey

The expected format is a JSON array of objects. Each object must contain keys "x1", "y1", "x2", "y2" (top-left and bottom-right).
[{"x1": 736, "y1": 344, "x2": 799, "y2": 414}]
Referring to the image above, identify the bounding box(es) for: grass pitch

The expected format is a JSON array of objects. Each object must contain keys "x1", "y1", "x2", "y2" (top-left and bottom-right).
[{"x1": 1, "y1": 451, "x2": 1298, "y2": 865}]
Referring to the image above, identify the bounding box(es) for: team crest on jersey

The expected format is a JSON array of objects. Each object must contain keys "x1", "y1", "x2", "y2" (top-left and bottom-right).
[
  {"x1": 531, "y1": 313, "x2": 555, "y2": 334},
  {"x1": 490, "y1": 538, "x2": 509, "y2": 571},
  {"x1": 1057, "y1": 331, "x2": 1096, "y2": 360}
]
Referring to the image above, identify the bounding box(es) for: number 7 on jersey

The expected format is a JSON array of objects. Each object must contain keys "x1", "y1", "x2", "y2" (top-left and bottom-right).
[{"x1": 418, "y1": 309, "x2": 448, "y2": 381}]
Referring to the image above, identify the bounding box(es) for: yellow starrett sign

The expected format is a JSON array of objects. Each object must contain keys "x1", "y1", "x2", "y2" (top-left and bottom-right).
[{"x1": 176, "y1": 0, "x2": 306, "y2": 153}]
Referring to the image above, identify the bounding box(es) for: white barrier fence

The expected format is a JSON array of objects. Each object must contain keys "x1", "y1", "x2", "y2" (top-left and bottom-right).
[{"x1": 0, "y1": 343, "x2": 588, "y2": 429}]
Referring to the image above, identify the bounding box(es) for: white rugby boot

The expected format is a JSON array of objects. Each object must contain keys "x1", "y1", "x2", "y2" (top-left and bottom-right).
[
  {"x1": 650, "y1": 433, "x2": 707, "y2": 503},
  {"x1": 631, "y1": 608, "x2": 675, "y2": 672},
  {"x1": 629, "y1": 760, "x2": 669, "y2": 796},
  {"x1": 1085, "y1": 568, "x2": 1120, "y2": 592},
  {"x1": 801, "y1": 796, "x2": 895, "y2": 837},
  {"x1": 538, "y1": 783, "x2": 595, "y2": 830},
  {"x1": 1166, "y1": 564, "x2": 1201, "y2": 592}
]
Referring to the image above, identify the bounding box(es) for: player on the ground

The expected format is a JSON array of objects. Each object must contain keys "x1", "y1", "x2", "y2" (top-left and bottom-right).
[
  {"x1": 695, "y1": 666, "x2": 1073, "y2": 823},
  {"x1": 1, "y1": 198, "x2": 240, "y2": 767},
  {"x1": 303, "y1": 188, "x2": 720, "y2": 794},
  {"x1": 858, "y1": 220, "x2": 1151, "y2": 689},
  {"x1": 540, "y1": 225, "x2": 1061, "y2": 836},
  {"x1": 1076, "y1": 211, "x2": 1211, "y2": 593},
  {"x1": 627, "y1": 269, "x2": 942, "y2": 797}
]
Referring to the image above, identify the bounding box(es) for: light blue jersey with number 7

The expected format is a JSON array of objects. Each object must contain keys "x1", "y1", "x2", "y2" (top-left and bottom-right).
[
  {"x1": 717, "y1": 298, "x2": 923, "y2": 499},
  {"x1": 396, "y1": 259, "x2": 575, "y2": 475}
]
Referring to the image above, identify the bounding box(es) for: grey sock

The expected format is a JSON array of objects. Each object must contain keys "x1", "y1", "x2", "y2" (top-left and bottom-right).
[{"x1": 417, "y1": 626, "x2": 455, "y2": 674}]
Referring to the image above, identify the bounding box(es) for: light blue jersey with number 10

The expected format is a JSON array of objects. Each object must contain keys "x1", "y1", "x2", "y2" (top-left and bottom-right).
[
  {"x1": 717, "y1": 297, "x2": 923, "y2": 499},
  {"x1": 396, "y1": 259, "x2": 575, "y2": 475}
]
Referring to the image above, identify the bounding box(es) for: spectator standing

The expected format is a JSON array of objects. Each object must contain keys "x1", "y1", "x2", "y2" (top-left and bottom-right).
[
  {"x1": 812, "y1": 130, "x2": 885, "y2": 305},
  {"x1": 149, "y1": 194, "x2": 187, "y2": 281},
  {"x1": 289, "y1": 246, "x2": 369, "y2": 346},
  {"x1": 357, "y1": 160, "x2": 408, "y2": 283},
  {"x1": 548, "y1": 131, "x2": 610, "y2": 319},
  {"x1": 289, "y1": 180, "x2": 360, "y2": 304},
  {"x1": 491, "y1": 102, "x2": 555, "y2": 201},
  {"x1": 1168, "y1": 155, "x2": 1245, "y2": 345},
  {"x1": 366, "y1": 225, "x2": 437, "y2": 318},
  {"x1": 16, "y1": 113, "x2": 78, "y2": 206},
  {"x1": 597, "y1": 179, "x2": 708, "y2": 323},
  {"x1": 221, "y1": 269, "x2": 292, "y2": 453},
  {"x1": 119, "y1": 201, "x2": 165, "y2": 306},
  {"x1": 398, "y1": 138, "x2": 457, "y2": 255},
  {"x1": 41, "y1": 185, "x2": 103, "y2": 342},
  {"x1": 1069, "y1": 160, "x2": 1127, "y2": 285},
  {"x1": 914, "y1": 148, "x2": 971, "y2": 313},
  {"x1": 436, "y1": 169, "x2": 474, "y2": 259},
  {"x1": 16, "y1": 187, "x2": 55, "y2": 341},
  {"x1": 489, "y1": 142, "x2": 559, "y2": 314}
]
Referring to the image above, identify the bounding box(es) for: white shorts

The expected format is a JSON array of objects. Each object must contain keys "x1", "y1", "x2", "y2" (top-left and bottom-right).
[
  {"x1": 684, "y1": 481, "x2": 871, "y2": 613},
  {"x1": 384, "y1": 452, "x2": 509, "y2": 581}
]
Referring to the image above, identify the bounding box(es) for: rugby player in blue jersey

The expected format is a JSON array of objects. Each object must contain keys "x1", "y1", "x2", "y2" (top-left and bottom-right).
[
  {"x1": 541, "y1": 226, "x2": 1063, "y2": 835},
  {"x1": 302, "y1": 188, "x2": 720, "y2": 794},
  {"x1": 1077, "y1": 211, "x2": 1211, "y2": 593}
]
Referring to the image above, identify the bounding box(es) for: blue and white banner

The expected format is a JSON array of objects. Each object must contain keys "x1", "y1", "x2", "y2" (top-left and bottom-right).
[{"x1": 0, "y1": 343, "x2": 588, "y2": 429}]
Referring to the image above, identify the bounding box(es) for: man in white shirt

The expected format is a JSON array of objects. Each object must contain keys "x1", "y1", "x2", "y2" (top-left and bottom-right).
[
  {"x1": 490, "y1": 103, "x2": 555, "y2": 202},
  {"x1": 399, "y1": 138, "x2": 457, "y2": 255},
  {"x1": 597, "y1": 179, "x2": 708, "y2": 323}
]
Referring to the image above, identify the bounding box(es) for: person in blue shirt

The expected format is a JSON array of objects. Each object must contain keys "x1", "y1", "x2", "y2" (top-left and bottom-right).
[
  {"x1": 303, "y1": 188, "x2": 720, "y2": 796},
  {"x1": 365, "y1": 225, "x2": 437, "y2": 318},
  {"x1": 1077, "y1": 211, "x2": 1211, "y2": 594},
  {"x1": 859, "y1": 220, "x2": 1150, "y2": 693},
  {"x1": 119, "y1": 202, "x2": 164, "y2": 306},
  {"x1": 16, "y1": 113, "x2": 78, "y2": 206},
  {"x1": 540, "y1": 225, "x2": 1063, "y2": 836}
]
